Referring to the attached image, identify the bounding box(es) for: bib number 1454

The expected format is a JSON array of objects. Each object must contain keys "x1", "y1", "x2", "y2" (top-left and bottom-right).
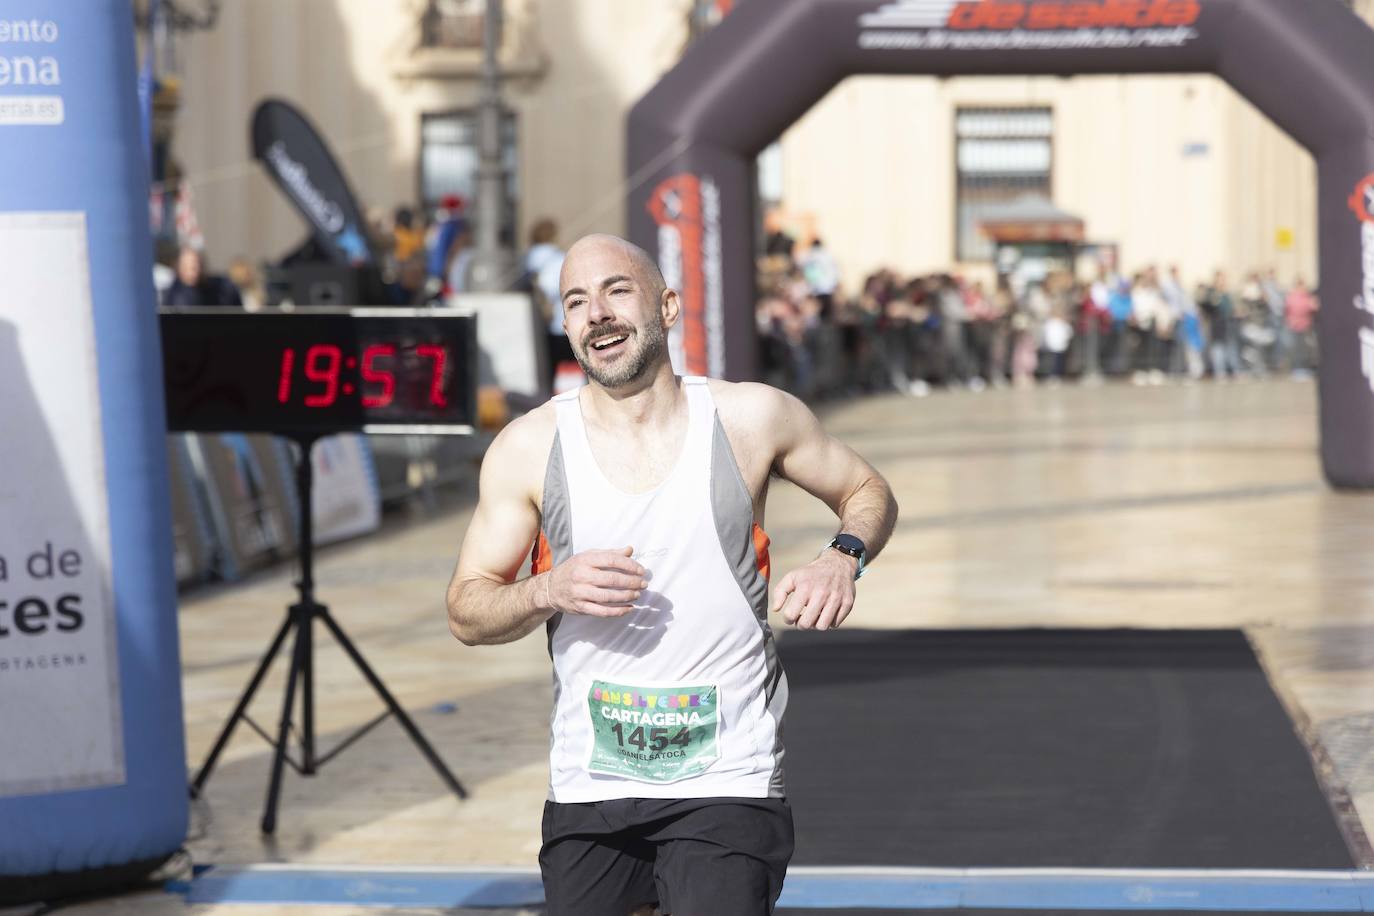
[
  {"x1": 609, "y1": 722, "x2": 692, "y2": 753},
  {"x1": 585, "y1": 680, "x2": 720, "y2": 784}
]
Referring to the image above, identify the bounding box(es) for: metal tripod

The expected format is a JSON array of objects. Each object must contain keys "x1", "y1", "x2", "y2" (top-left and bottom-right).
[{"x1": 189, "y1": 434, "x2": 468, "y2": 833}]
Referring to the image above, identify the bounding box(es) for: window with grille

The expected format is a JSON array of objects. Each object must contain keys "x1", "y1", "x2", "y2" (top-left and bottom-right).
[
  {"x1": 419, "y1": 110, "x2": 519, "y2": 240},
  {"x1": 419, "y1": 0, "x2": 484, "y2": 50},
  {"x1": 955, "y1": 107, "x2": 1053, "y2": 262}
]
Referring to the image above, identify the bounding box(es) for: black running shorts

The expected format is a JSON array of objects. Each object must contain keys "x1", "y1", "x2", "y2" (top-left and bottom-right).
[{"x1": 539, "y1": 796, "x2": 794, "y2": 916}]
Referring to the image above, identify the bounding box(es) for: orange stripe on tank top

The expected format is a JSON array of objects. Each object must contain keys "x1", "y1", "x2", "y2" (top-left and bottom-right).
[
  {"x1": 531, "y1": 531, "x2": 552, "y2": 575},
  {"x1": 752, "y1": 522, "x2": 770, "y2": 581}
]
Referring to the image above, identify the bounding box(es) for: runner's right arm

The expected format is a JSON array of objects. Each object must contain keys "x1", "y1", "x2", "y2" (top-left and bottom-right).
[{"x1": 446, "y1": 412, "x2": 649, "y2": 646}]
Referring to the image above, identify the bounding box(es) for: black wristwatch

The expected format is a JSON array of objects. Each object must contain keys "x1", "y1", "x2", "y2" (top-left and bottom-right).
[{"x1": 826, "y1": 533, "x2": 867, "y2": 579}]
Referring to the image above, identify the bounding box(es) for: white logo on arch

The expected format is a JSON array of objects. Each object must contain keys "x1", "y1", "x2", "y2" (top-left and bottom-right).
[{"x1": 859, "y1": 0, "x2": 960, "y2": 29}]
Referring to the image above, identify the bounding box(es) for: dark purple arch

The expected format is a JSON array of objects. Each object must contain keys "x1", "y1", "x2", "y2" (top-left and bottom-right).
[{"x1": 627, "y1": 0, "x2": 1374, "y2": 489}]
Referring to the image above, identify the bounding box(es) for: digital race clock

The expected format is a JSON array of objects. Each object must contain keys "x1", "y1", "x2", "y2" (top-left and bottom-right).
[{"x1": 160, "y1": 308, "x2": 478, "y2": 435}]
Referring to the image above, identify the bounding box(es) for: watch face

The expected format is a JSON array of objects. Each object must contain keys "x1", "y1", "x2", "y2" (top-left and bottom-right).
[{"x1": 832, "y1": 534, "x2": 866, "y2": 556}]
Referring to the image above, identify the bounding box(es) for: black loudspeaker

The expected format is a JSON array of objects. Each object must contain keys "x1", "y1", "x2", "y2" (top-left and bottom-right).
[{"x1": 289, "y1": 264, "x2": 363, "y2": 306}]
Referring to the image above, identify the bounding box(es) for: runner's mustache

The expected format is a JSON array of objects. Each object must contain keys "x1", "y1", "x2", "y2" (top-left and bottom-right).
[{"x1": 583, "y1": 325, "x2": 636, "y2": 348}]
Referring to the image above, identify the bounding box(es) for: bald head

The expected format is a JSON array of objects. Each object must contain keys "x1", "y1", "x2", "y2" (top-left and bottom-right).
[
  {"x1": 557, "y1": 233, "x2": 677, "y2": 390},
  {"x1": 561, "y1": 233, "x2": 666, "y2": 303}
]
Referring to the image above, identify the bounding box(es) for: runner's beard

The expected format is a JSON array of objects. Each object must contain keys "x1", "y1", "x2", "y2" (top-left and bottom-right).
[{"x1": 575, "y1": 320, "x2": 667, "y2": 389}]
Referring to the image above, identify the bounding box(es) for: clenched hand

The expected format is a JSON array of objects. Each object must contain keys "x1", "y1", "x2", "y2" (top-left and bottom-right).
[
  {"x1": 770, "y1": 550, "x2": 858, "y2": 630},
  {"x1": 546, "y1": 547, "x2": 648, "y2": 618}
]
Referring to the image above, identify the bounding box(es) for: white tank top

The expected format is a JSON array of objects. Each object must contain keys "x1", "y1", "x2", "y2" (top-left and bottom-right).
[{"x1": 535, "y1": 377, "x2": 787, "y2": 803}]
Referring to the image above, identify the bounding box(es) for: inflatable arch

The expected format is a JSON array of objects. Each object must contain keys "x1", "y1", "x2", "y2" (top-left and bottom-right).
[{"x1": 627, "y1": 0, "x2": 1374, "y2": 489}]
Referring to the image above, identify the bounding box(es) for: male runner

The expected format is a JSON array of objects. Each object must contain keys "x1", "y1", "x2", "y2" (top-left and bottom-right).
[{"x1": 446, "y1": 234, "x2": 898, "y2": 916}]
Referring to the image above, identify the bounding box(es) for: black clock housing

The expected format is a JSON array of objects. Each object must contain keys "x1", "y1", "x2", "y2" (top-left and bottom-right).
[{"x1": 160, "y1": 307, "x2": 478, "y2": 435}]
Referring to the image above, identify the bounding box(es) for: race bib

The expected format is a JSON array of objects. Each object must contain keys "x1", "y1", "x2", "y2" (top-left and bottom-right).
[{"x1": 586, "y1": 679, "x2": 720, "y2": 783}]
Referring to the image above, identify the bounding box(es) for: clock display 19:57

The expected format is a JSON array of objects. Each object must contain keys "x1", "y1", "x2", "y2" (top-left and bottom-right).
[{"x1": 275, "y1": 343, "x2": 449, "y2": 409}]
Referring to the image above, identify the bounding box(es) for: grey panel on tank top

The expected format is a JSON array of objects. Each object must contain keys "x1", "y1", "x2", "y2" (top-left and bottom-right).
[
  {"x1": 542, "y1": 430, "x2": 574, "y2": 652},
  {"x1": 709, "y1": 413, "x2": 787, "y2": 796},
  {"x1": 710, "y1": 414, "x2": 769, "y2": 620}
]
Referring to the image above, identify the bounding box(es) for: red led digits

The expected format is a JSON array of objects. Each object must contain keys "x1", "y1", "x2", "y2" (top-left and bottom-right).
[
  {"x1": 415, "y1": 344, "x2": 448, "y2": 407},
  {"x1": 303, "y1": 344, "x2": 342, "y2": 407},
  {"x1": 274, "y1": 340, "x2": 449, "y2": 412},
  {"x1": 277, "y1": 348, "x2": 296, "y2": 404},
  {"x1": 361, "y1": 344, "x2": 396, "y2": 408}
]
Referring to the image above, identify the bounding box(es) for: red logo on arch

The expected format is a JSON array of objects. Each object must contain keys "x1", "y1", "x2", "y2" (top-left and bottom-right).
[
  {"x1": 647, "y1": 174, "x2": 708, "y2": 376},
  {"x1": 1349, "y1": 173, "x2": 1374, "y2": 224},
  {"x1": 946, "y1": 0, "x2": 1201, "y2": 30}
]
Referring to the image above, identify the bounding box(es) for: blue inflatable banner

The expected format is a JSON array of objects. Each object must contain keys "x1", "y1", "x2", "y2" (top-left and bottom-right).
[{"x1": 0, "y1": 0, "x2": 187, "y2": 903}]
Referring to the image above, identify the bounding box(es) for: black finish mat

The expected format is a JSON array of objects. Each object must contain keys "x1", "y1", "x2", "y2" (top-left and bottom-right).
[{"x1": 777, "y1": 628, "x2": 1352, "y2": 869}]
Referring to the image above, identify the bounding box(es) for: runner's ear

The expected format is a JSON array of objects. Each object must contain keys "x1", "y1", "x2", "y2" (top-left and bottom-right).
[{"x1": 661, "y1": 286, "x2": 681, "y2": 330}]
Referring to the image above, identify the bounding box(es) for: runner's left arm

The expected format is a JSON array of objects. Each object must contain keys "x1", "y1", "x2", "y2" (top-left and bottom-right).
[{"x1": 767, "y1": 388, "x2": 898, "y2": 629}]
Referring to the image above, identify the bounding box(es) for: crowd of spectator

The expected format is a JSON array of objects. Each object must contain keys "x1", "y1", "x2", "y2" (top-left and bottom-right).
[
  {"x1": 154, "y1": 194, "x2": 484, "y2": 311},
  {"x1": 757, "y1": 244, "x2": 1321, "y2": 401},
  {"x1": 153, "y1": 201, "x2": 1322, "y2": 410}
]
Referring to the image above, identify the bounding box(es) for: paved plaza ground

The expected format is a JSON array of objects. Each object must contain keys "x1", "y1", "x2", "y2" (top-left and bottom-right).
[{"x1": 18, "y1": 377, "x2": 1374, "y2": 915}]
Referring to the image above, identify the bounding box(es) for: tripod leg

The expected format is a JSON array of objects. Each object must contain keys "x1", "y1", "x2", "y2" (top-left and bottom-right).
[
  {"x1": 318, "y1": 610, "x2": 469, "y2": 799},
  {"x1": 191, "y1": 614, "x2": 294, "y2": 798},
  {"x1": 262, "y1": 611, "x2": 308, "y2": 834},
  {"x1": 301, "y1": 603, "x2": 316, "y2": 775}
]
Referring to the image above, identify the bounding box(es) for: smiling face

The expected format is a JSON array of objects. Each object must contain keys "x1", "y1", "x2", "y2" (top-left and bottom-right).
[{"x1": 559, "y1": 235, "x2": 679, "y2": 391}]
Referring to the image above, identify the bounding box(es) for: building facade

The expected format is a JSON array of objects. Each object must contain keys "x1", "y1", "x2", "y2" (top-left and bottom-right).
[
  {"x1": 168, "y1": 0, "x2": 1372, "y2": 292},
  {"x1": 777, "y1": 71, "x2": 1318, "y2": 288},
  {"x1": 170, "y1": 0, "x2": 691, "y2": 271}
]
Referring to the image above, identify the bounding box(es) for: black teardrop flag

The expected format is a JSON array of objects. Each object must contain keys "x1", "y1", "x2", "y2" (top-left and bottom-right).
[{"x1": 251, "y1": 98, "x2": 375, "y2": 266}]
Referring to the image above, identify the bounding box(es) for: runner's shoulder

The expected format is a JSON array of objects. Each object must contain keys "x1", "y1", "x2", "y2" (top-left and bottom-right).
[
  {"x1": 481, "y1": 400, "x2": 558, "y2": 485},
  {"x1": 706, "y1": 378, "x2": 804, "y2": 428}
]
